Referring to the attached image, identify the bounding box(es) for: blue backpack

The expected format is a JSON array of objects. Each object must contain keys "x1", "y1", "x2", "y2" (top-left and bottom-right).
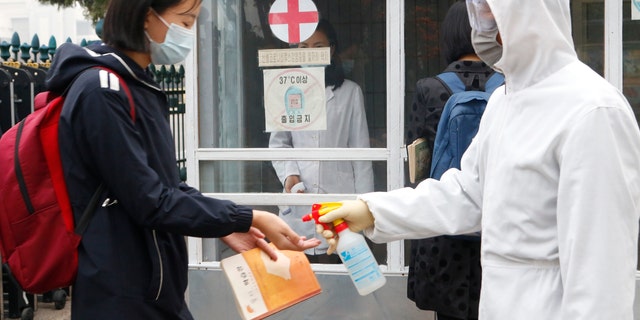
[
  {"x1": 430, "y1": 72, "x2": 504, "y2": 239},
  {"x1": 430, "y1": 72, "x2": 504, "y2": 179}
]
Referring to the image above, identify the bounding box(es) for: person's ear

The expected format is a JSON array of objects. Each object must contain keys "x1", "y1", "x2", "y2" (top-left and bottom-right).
[{"x1": 144, "y1": 8, "x2": 153, "y2": 31}]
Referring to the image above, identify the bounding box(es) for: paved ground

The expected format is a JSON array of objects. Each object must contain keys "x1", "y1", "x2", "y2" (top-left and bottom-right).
[
  {"x1": 33, "y1": 299, "x2": 70, "y2": 320},
  {"x1": 2, "y1": 298, "x2": 70, "y2": 320}
]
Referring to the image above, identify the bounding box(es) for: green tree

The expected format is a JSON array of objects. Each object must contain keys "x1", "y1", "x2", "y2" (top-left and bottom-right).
[{"x1": 37, "y1": 0, "x2": 108, "y2": 24}]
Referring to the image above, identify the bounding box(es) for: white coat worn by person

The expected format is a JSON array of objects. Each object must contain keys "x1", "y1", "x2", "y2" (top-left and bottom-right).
[
  {"x1": 269, "y1": 20, "x2": 374, "y2": 258},
  {"x1": 317, "y1": 0, "x2": 640, "y2": 319},
  {"x1": 269, "y1": 81, "x2": 373, "y2": 257}
]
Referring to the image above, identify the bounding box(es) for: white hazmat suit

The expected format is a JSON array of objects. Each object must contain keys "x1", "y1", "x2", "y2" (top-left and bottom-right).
[{"x1": 352, "y1": 0, "x2": 640, "y2": 319}]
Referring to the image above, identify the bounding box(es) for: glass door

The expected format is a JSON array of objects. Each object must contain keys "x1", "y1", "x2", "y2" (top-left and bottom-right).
[{"x1": 189, "y1": 0, "x2": 406, "y2": 271}]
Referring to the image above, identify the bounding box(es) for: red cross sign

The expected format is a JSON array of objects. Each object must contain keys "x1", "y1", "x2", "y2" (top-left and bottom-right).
[{"x1": 268, "y1": 0, "x2": 319, "y2": 44}]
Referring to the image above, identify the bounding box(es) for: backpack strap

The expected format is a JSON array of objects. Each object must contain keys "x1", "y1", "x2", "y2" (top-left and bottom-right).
[
  {"x1": 71, "y1": 67, "x2": 135, "y2": 234},
  {"x1": 484, "y1": 72, "x2": 505, "y2": 94},
  {"x1": 436, "y1": 71, "x2": 505, "y2": 95},
  {"x1": 435, "y1": 72, "x2": 466, "y2": 95},
  {"x1": 75, "y1": 183, "x2": 105, "y2": 234}
]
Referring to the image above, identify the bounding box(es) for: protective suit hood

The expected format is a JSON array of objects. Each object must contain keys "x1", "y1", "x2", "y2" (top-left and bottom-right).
[{"x1": 488, "y1": 0, "x2": 578, "y2": 92}]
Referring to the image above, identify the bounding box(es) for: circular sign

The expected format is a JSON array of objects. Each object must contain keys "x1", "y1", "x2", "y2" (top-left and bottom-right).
[
  {"x1": 264, "y1": 67, "x2": 326, "y2": 131},
  {"x1": 268, "y1": 0, "x2": 319, "y2": 44}
]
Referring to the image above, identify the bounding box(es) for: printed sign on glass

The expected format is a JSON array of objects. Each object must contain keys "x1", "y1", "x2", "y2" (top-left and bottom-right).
[{"x1": 264, "y1": 67, "x2": 326, "y2": 132}]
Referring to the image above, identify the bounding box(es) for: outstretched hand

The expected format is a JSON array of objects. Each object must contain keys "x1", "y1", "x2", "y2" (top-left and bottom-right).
[
  {"x1": 222, "y1": 227, "x2": 279, "y2": 260},
  {"x1": 251, "y1": 210, "x2": 321, "y2": 253},
  {"x1": 316, "y1": 200, "x2": 375, "y2": 254}
]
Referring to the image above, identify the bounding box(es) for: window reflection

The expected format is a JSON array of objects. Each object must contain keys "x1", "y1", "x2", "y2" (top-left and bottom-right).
[
  {"x1": 196, "y1": 1, "x2": 388, "y2": 195},
  {"x1": 570, "y1": 0, "x2": 640, "y2": 124},
  {"x1": 623, "y1": 1, "x2": 640, "y2": 124},
  {"x1": 197, "y1": 0, "x2": 386, "y2": 150},
  {"x1": 573, "y1": 1, "x2": 605, "y2": 76},
  {"x1": 267, "y1": 18, "x2": 375, "y2": 261},
  {"x1": 622, "y1": 1, "x2": 640, "y2": 270},
  {"x1": 198, "y1": 160, "x2": 386, "y2": 194}
]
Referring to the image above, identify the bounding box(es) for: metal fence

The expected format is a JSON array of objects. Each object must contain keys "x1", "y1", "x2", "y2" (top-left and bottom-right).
[
  {"x1": 0, "y1": 32, "x2": 187, "y2": 180},
  {"x1": 150, "y1": 63, "x2": 188, "y2": 182}
]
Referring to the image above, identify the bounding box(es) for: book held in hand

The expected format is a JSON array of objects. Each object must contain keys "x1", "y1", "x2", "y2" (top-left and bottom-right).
[
  {"x1": 407, "y1": 137, "x2": 430, "y2": 183},
  {"x1": 221, "y1": 246, "x2": 322, "y2": 320}
]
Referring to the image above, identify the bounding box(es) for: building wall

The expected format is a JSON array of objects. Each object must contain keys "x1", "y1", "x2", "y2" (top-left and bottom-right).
[{"x1": 0, "y1": 0, "x2": 98, "y2": 45}]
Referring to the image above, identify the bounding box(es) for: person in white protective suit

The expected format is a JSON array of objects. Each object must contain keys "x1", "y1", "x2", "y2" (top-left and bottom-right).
[{"x1": 316, "y1": 0, "x2": 640, "y2": 319}]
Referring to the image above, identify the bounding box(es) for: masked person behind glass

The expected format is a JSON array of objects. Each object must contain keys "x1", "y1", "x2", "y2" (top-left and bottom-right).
[
  {"x1": 316, "y1": 0, "x2": 640, "y2": 319},
  {"x1": 45, "y1": 0, "x2": 320, "y2": 319},
  {"x1": 269, "y1": 19, "x2": 374, "y2": 264}
]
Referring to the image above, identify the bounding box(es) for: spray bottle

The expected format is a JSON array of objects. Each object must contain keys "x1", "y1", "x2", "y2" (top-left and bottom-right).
[{"x1": 302, "y1": 202, "x2": 386, "y2": 295}]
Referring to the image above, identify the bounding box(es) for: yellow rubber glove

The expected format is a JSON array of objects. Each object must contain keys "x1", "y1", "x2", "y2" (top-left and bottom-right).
[{"x1": 316, "y1": 200, "x2": 375, "y2": 254}]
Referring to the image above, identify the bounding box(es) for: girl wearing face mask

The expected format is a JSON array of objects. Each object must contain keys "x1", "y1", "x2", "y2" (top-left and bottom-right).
[{"x1": 44, "y1": 1, "x2": 320, "y2": 319}]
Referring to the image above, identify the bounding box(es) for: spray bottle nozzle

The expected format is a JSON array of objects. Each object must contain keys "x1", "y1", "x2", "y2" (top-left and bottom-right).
[{"x1": 302, "y1": 202, "x2": 348, "y2": 232}]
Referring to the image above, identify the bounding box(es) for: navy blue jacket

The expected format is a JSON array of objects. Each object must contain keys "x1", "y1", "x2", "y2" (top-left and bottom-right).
[{"x1": 47, "y1": 43, "x2": 253, "y2": 319}]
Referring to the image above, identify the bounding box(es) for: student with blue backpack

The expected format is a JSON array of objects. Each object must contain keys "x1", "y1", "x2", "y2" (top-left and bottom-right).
[{"x1": 405, "y1": 2, "x2": 501, "y2": 319}]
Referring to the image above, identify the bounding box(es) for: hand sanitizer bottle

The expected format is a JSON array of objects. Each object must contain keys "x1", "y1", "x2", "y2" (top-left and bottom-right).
[{"x1": 333, "y1": 219, "x2": 386, "y2": 295}]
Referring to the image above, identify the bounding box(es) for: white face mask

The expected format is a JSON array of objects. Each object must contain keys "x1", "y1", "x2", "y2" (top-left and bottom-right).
[
  {"x1": 467, "y1": 0, "x2": 502, "y2": 69},
  {"x1": 342, "y1": 59, "x2": 354, "y2": 75},
  {"x1": 145, "y1": 9, "x2": 194, "y2": 65},
  {"x1": 471, "y1": 28, "x2": 503, "y2": 70}
]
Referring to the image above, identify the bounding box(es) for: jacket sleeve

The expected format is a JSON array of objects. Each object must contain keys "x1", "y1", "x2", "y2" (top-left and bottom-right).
[
  {"x1": 358, "y1": 134, "x2": 484, "y2": 242},
  {"x1": 71, "y1": 83, "x2": 252, "y2": 238},
  {"x1": 556, "y1": 106, "x2": 640, "y2": 319},
  {"x1": 347, "y1": 84, "x2": 374, "y2": 193}
]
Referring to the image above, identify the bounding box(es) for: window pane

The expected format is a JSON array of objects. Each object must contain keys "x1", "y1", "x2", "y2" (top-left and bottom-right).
[
  {"x1": 623, "y1": 1, "x2": 640, "y2": 124},
  {"x1": 196, "y1": 0, "x2": 389, "y2": 264},
  {"x1": 405, "y1": 0, "x2": 455, "y2": 128},
  {"x1": 572, "y1": 1, "x2": 605, "y2": 76},
  {"x1": 197, "y1": 157, "x2": 386, "y2": 264},
  {"x1": 196, "y1": 0, "x2": 388, "y2": 210},
  {"x1": 198, "y1": 160, "x2": 386, "y2": 193},
  {"x1": 404, "y1": 0, "x2": 458, "y2": 186},
  {"x1": 197, "y1": 0, "x2": 386, "y2": 149},
  {"x1": 622, "y1": 1, "x2": 640, "y2": 270}
]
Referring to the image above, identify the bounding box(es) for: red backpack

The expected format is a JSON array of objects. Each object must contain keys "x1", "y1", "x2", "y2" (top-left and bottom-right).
[{"x1": 0, "y1": 66, "x2": 134, "y2": 293}]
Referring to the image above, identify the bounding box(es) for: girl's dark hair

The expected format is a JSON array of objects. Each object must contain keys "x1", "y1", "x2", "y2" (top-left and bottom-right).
[
  {"x1": 315, "y1": 19, "x2": 345, "y2": 89},
  {"x1": 102, "y1": 0, "x2": 201, "y2": 52},
  {"x1": 440, "y1": 0, "x2": 476, "y2": 64}
]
